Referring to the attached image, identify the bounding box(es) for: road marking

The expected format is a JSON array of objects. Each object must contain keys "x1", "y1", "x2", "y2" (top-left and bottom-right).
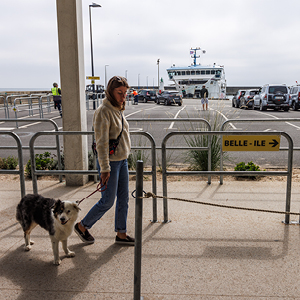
[
  {"x1": 19, "y1": 122, "x2": 42, "y2": 129},
  {"x1": 167, "y1": 106, "x2": 186, "y2": 129},
  {"x1": 212, "y1": 108, "x2": 237, "y2": 129},
  {"x1": 256, "y1": 110, "x2": 300, "y2": 130},
  {"x1": 0, "y1": 127, "x2": 15, "y2": 130}
]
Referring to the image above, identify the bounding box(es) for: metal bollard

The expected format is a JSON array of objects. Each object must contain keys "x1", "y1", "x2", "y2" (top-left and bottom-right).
[{"x1": 134, "y1": 160, "x2": 144, "y2": 300}]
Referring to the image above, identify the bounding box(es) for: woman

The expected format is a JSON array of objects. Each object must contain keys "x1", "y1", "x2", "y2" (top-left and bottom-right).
[{"x1": 74, "y1": 76, "x2": 134, "y2": 245}]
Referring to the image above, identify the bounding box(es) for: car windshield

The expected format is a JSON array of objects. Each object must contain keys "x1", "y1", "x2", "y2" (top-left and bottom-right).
[
  {"x1": 148, "y1": 91, "x2": 156, "y2": 95},
  {"x1": 269, "y1": 86, "x2": 288, "y2": 94},
  {"x1": 250, "y1": 91, "x2": 259, "y2": 95}
]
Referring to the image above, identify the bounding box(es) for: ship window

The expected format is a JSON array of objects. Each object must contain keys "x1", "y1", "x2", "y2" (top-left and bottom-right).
[
  {"x1": 196, "y1": 71, "x2": 200, "y2": 75},
  {"x1": 175, "y1": 71, "x2": 181, "y2": 75},
  {"x1": 186, "y1": 71, "x2": 190, "y2": 75},
  {"x1": 211, "y1": 70, "x2": 215, "y2": 75},
  {"x1": 182, "y1": 71, "x2": 185, "y2": 75},
  {"x1": 206, "y1": 70, "x2": 210, "y2": 75},
  {"x1": 201, "y1": 70, "x2": 205, "y2": 75},
  {"x1": 191, "y1": 71, "x2": 195, "y2": 75}
]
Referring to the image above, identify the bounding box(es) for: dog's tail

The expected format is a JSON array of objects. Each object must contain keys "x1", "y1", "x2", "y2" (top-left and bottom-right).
[{"x1": 16, "y1": 203, "x2": 23, "y2": 224}]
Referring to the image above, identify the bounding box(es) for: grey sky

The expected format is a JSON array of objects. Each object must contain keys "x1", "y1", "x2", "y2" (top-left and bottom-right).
[{"x1": 1, "y1": 0, "x2": 299, "y2": 90}]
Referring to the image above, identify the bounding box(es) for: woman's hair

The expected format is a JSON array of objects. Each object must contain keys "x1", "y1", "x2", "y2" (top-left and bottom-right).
[{"x1": 105, "y1": 76, "x2": 129, "y2": 110}]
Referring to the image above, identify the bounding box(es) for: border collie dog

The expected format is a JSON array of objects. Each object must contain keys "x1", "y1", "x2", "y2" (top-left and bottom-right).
[{"x1": 16, "y1": 194, "x2": 80, "y2": 265}]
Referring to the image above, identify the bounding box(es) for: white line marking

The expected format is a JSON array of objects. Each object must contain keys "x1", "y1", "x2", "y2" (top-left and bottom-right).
[
  {"x1": 212, "y1": 108, "x2": 237, "y2": 129},
  {"x1": 168, "y1": 105, "x2": 186, "y2": 129},
  {"x1": 19, "y1": 122, "x2": 42, "y2": 129},
  {"x1": 0, "y1": 127, "x2": 15, "y2": 130}
]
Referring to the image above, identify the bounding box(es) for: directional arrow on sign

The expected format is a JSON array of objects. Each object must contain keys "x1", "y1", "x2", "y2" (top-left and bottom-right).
[{"x1": 269, "y1": 139, "x2": 279, "y2": 147}]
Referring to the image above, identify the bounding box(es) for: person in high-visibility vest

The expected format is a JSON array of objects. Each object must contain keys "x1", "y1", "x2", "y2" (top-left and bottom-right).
[{"x1": 51, "y1": 82, "x2": 62, "y2": 117}]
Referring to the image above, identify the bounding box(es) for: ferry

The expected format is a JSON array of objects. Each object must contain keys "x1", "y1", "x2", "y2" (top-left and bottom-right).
[{"x1": 166, "y1": 47, "x2": 226, "y2": 99}]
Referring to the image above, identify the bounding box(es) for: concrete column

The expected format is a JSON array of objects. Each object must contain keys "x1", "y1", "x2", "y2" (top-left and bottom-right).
[{"x1": 56, "y1": 0, "x2": 88, "y2": 186}]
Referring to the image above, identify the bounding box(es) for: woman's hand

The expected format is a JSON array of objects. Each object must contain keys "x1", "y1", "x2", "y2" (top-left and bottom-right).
[{"x1": 100, "y1": 172, "x2": 110, "y2": 185}]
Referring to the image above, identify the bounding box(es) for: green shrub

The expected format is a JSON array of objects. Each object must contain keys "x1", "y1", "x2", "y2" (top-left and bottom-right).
[
  {"x1": 128, "y1": 150, "x2": 148, "y2": 170},
  {"x1": 25, "y1": 152, "x2": 56, "y2": 178},
  {"x1": 184, "y1": 109, "x2": 230, "y2": 171},
  {"x1": 0, "y1": 156, "x2": 18, "y2": 170},
  {"x1": 234, "y1": 161, "x2": 261, "y2": 179}
]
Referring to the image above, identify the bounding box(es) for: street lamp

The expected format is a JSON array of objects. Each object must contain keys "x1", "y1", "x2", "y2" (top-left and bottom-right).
[
  {"x1": 89, "y1": 2, "x2": 101, "y2": 109},
  {"x1": 105, "y1": 64, "x2": 109, "y2": 89},
  {"x1": 138, "y1": 73, "x2": 140, "y2": 90},
  {"x1": 125, "y1": 70, "x2": 128, "y2": 80},
  {"x1": 157, "y1": 59, "x2": 160, "y2": 92}
]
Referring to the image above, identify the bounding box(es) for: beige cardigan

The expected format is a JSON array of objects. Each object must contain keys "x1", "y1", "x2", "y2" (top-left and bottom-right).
[{"x1": 93, "y1": 99, "x2": 131, "y2": 172}]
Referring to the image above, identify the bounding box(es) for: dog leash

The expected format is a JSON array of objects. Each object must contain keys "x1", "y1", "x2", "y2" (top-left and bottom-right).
[{"x1": 76, "y1": 182, "x2": 107, "y2": 205}]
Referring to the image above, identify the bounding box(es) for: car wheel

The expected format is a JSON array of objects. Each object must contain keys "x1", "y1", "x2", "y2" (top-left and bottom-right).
[
  {"x1": 164, "y1": 99, "x2": 168, "y2": 106},
  {"x1": 143, "y1": 97, "x2": 147, "y2": 103},
  {"x1": 156, "y1": 99, "x2": 160, "y2": 105},
  {"x1": 178, "y1": 102, "x2": 182, "y2": 106},
  {"x1": 260, "y1": 102, "x2": 266, "y2": 111},
  {"x1": 232, "y1": 101, "x2": 235, "y2": 108},
  {"x1": 292, "y1": 102, "x2": 297, "y2": 111}
]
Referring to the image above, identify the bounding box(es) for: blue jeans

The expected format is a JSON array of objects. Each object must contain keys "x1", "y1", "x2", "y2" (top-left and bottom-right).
[{"x1": 81, "y1": 159, "x2": 129, "y2": 233}]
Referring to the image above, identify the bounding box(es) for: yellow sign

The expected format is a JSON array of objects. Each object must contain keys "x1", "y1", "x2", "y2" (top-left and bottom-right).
[
  {"x1": 86, "y1": 76, "x2": 100, "y2": 80},
  {"x1": 91, "y1": 80, "x2": 95, "y2": 84},
  {"x1": 223, "y1": 135, "x2": 280, "y2": 151}
]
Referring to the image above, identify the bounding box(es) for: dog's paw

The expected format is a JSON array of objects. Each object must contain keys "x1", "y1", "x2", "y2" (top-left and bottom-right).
[
  {"x1": 53, "y1": 259, "x2": 61, "y2": 266},
  {"x1": 30, "y1": 240, "x2": 34, "y2": 245},
  {"x1": 25, "y1": 245, "x2": 31, "y2": 251},
  {"x1": 67, "y1": 251, "x2": 75, "y2": 258}
]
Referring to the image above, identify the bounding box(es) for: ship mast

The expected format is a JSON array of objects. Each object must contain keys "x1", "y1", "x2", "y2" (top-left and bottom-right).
[{"x1": 190, "y1": 47, "x2": 206, "y2": 66}]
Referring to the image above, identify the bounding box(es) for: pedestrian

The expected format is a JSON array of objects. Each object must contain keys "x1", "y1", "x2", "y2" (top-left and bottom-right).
[
  {"x1": 200, "y1": 85, "x2": 209, "y2": 110},
  {"x1": 74, "y1": 76, "x2": 135, "y2": 245},
  {"x1": 51, "y1": 82, "x2": 62, "y2": 117},
  {"x1": 132, "y1": 89, "x2": 138, "y2": 105}
]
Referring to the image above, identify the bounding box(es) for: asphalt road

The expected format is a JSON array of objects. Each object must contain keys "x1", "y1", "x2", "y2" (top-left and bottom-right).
[{"x1": 1, "y1": 98, "x2": 300, "y2": 169}]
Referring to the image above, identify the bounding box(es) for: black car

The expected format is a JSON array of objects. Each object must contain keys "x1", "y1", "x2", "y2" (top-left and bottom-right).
[
  {"x1": 157, "y1": 91, "x2": 182, "y2": 106},
  {"x1": 137, "y1": 89, "x2": 157, "y2": 103}
]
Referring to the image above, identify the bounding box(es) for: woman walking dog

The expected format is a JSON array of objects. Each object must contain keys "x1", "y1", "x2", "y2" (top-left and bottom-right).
[{"x1": 74, "y1": 76, "x2": 134, "y2": 245}]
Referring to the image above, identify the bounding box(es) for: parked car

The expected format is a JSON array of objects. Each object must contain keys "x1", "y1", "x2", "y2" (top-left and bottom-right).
[
  {"x1": 289, "y1": 85, "x2": 300, "y2": 111},
  {"x1": 157, "y1": 91, "x2": 182, "y2": 106},
  {"x1": 239, "y1": 89, "x2": 259, "y2": 109},
  {"x1": 85, "y1": 84, "x2": 104, "y2": 99},
  {"x1": 232, "y1": 90, "x2": 246, "y2": 108},
  {"x1": 137, "y1": 89, "x2": 157, "y2": 103},
  {"x1": 253, "y1": 84, "x2": 290, "y2": 111}
]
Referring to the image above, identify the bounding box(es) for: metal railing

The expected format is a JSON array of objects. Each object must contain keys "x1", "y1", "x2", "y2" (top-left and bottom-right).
[
  {"x1": 3, "y1": 94, "x2": 29, "y2": 119},
  {"x1": 161, "y1": 131, "x2": 293, "y2": 224},
  {"x1": 0, "y1": 119, "x2": 62, "y2": 182},
  {"x1": 29, "y1": 131, "x2": 158, "y2": 221},
  {"x1": 220, "y1": 118, "x2": 300, "y2": 184},
  {"x1": 0, "y1": 131, "x2": 25, "y2": 198},
  {"x1": 86, "y1": 93, "x2": 105, "y2": 110}
]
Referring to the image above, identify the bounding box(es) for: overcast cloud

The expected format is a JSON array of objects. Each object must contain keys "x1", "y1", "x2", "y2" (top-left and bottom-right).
[{"x1": 1, "y1": 0, "x2": 300, "y2": 90}]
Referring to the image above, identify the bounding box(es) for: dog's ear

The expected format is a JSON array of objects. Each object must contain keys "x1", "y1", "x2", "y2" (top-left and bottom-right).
[
  {"x1": 73, "y1": 203, "x2": 81, "y2": 211},
  {"x1": 52, "y1": 200, "x2": 62, "y2": 213}
]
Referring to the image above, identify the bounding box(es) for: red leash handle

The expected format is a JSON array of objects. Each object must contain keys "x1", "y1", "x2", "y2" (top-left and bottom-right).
[{"x1": 76, "y1": 182, "x2": 107, "y2": 205}]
